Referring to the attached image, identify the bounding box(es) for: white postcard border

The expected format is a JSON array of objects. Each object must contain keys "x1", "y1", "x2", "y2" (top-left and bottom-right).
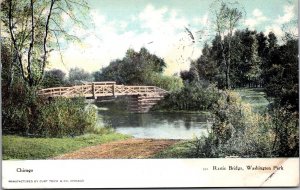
[{"x1": 2, "y1": 158, "x2": 299, "y2": 189}]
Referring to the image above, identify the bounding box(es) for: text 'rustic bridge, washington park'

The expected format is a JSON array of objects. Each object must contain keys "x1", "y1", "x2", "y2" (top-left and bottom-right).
[{"x1": 38, "y1": 81, "x2": 168, "y2": 113}]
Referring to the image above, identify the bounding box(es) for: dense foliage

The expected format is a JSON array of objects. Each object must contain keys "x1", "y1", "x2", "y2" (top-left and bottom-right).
[
  {"x1": 155, "y1": 27, "x2": 299, "y2": 157},
  {"x1": 68, "y1": 67, "x2": 94, "y2": 85},
  {"x1": 2, "y1": 44, "x2": 100, "y2": 138},
  {"x1": 263, "y1": 39, "x2": 298, "y2": 111},
  {"x1": 186, "y1": 29, "x2": 298, "y2": 94},
  {"x1": 94, "y1": 48, "x2": 166, "y2": 85},
  {"x1": 41, "y1": 69, "x2": 67, "y2": 88},
  {"x1": 154, "y1": 81, "x2": 219, "y2": 111},
  {"x1": 2, "y1": 82, "x2": 101, "y2": 137},
  {"x1": 156, "y1": 91, "x2": 298, "y2": 158},
  {"x1": 147, "y1": 73, "x2": 184, "y2": 92},
  {"x1": 0, "y1": 0, "x2": 89, "y2": 87},
  {"x1": 179, "y1": 29, "x2": 299, "y2": 157},
  {"x1": 94, "y1": 47, "x2": 183, "y2": 92},
  {"x1": 37, "y1": 98, "x2": 99, "y2": 137},
  {"x1": 1, "y1": 0, "x2": 97, "y2": 138}
]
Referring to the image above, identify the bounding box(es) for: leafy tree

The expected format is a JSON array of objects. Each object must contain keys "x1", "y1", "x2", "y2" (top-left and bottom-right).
[
  {"x1": 1, "y1": 41, "x2": 15, "y2": 100},
  {"x1": 148, "y1": 73, "x2": 184, "y2": 92},
  {"x1": 155, "y1": 80, "x2": 219, "y2": 111},
  {"x1": 1, "y1": 0, "x2": 90, "y2": 136},
  {"x1": 255, "y1": 32, "x2": 268, "y2": 86},
  {"x1": 234, "y1": 29, "x2": 262, "y2": 87},
  {"x1": 210, "y1": 0, "x2": 243, "y2": 89},
  {"x1": 271, "y1": 107, "x2": 299, "y2": 157},
  {"x1": 68, "y1": 67, "x2": 93, "y2": 85},
  {"x1": 260, "y1": 32, "x2": 281, "y2": 92},
  {"x1": 95, "y1": 47, "x2": 166, "y2": 85},
  {"x1": 41, "y1": 69, "x2": 66, "y2": 88},
  {"x1": 256, "y1": 32, "x2": 268, "y2": 59},
  {"x1": 1, "y1": 0, "x2": 89, "y2": 87},
  {"x1": 189, "y1": 29, "x2": 281, "y2": 89},
  {"x1": 180, "y1": 70, "x2": 194, "y2": 83},
  {"x1": 264, "y1": 39, "x2": 298, "y2": 111},
  {"x1": 192, "y1": 43, "x2": 220, "y2": 83}
]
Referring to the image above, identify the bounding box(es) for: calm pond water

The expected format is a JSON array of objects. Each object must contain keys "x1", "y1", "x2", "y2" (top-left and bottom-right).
[{"x1": 95, "y1": 103, "x2": 212, "y2": 139}]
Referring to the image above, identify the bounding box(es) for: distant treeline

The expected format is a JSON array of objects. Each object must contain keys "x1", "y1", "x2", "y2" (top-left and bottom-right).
[{"x1": 180, "y1": 29, "x2": 298, "y2": 111}]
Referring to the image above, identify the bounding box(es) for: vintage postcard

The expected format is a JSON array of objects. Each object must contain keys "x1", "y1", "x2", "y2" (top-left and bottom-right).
[{"x1": 1, "y1": 0, "x2": 299, "y2": 188}]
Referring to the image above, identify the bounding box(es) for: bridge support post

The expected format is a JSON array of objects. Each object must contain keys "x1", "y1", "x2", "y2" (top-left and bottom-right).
[
  {"x1": 112, "y1": 83, "x2": 116, "y2": 97},
  {"x1": 92, "y1": 82, "x2": 96, "y2": 99}
]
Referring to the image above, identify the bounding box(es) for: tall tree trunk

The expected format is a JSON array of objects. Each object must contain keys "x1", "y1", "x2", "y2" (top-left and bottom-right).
[
  {"x1": 219, "y1": 39, "x2": 228, "y2": 89},
  {"x1": 227, "y1": 35, "x2": 232, "y2": 89},
  {"x1": 8, "y1": 42, "x2": 14, "y2": 100},
  {"x1": 226, "y1": 63, "x2": 230, "y2": 89}
]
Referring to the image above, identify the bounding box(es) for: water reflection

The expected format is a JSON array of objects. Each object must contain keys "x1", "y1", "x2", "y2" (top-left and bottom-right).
[{"x1": 95, "y1": 103, "x2": 212, "y2": 139}]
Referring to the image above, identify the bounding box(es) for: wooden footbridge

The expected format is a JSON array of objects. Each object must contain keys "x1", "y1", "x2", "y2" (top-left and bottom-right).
[{"x1": 38, "y1": 82, "x2": 168, "y2": 113}]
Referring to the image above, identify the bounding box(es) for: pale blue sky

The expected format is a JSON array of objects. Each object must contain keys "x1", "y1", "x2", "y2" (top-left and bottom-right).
[
  {"x1": 49, "y1": 0, "x2": 298, "y2": 75},
  {"x1": 87, "y1": 0, "x2": 296, "y2": 33}
]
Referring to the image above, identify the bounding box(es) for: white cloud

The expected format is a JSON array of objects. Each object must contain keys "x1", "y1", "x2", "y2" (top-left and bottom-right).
[
  {"x1": 119, "y1": 21, "x2": 128, "y2": 29},
  {"x1": 275, "y1": 5, "x2": 295, "y2": 25},
  {"x1": 138, "y1": 4, "x2": 168, "y2": 31},
  {"x1": 130, "y1": 15, "x2": 137, "y2": 22},
  {"x1": 137, "y1": 4, "x2": 201, "y2": 74},
  {"x1": 193, "y1": 13, "x2": 209, "y2": 26},
  {"x1": 253, "y1": 9, "x2": 263, "y2": 17},
  {"x1": 244, "y1": 18, "x2": 257, "y2": 29},
  {"x1": 49, "y1": 4, "x2": 204, "y2": 76},
  {"x1": 264, "y1": 4, "x2": 297, "y2": 41},
  {"x1": 265, "y1": 25, "x2": 285, "y2": 39},
  {"x1": 245, "y1": 8, "x2": 268, "y2": 29}
]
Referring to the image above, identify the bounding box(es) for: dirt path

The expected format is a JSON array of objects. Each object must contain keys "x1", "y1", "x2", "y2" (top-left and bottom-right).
[{"x1": 53, "y1": 139, "x2": 180, "y2": 159}]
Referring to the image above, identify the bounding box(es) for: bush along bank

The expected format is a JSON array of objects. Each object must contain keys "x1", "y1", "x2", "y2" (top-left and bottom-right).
[
  {"x1": 152, "y1": 81, "x2": 220, "y2": 112},
  {"x1": 2, "y1": 83, "x2": 113, "y2": 138},
  {"x1": 37, "y1": 97, "x2": 101, "y2": 137},
  {"x1": 2, "y1": 88, "x2": 132, "y2": 160},
  {"x1": 154, "y1": 90, "x2": 299, "y2": 158}
]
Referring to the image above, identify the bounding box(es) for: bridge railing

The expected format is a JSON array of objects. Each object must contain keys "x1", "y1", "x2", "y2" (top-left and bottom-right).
[
  {"x1": 38, "y1": 85, "x2": 92, "y2": 97},
  {"x1": 38, "y1": 82, "x2": 168, "y2": 98},
  {"x1": 38, "y1": 87, "x2": 72, "y2": 97},
  {"x1": 113, "y1": 85, "x2": 168, "y2": 95}
]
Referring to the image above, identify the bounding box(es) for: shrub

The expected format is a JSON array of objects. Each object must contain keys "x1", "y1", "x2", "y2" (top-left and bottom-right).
[
  {"x1": 210, "y1": 91, "x2": 277, "y2": 157},
  {"x1": 189, "y1": 90, "x2": 299, "y2": 158},
  {"x1": 2, "y1": 105, "x2": 30, "y2": 135},
  {"x1": 41, "y1": 69, "x2": 67, "y2": 88},
  {"x1": 154, "y1": 80, "x2": 220, "y2": 111},
  {"x1": 270, "y1": 107, "x2": 299, "y2": 157},
  {"x1": 2, "y1": 78, "x2": 106, "y2": 138},
  {"x1": 148, "y1": 73, "x2": 184, "y2": 92},
  {"x1": 37, "y1": 97, "x2": 100, "y2": 137},
  {"x1": 2, "y1": 83, "x2": 40, "y2": 135}
]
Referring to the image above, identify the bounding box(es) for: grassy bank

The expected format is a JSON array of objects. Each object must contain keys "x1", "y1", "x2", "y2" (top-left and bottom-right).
[
  {"x1": 2, "y1": 133, "x2": 130, "y2": 160},
  {"x1": 153, "y1": 141, "x2": 192, "y2": 158},
  {"x1": 235, "y1": 88, "x2": 270, "y2": 113}
]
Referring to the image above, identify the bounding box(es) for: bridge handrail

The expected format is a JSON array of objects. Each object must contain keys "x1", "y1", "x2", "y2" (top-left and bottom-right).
[
  {"x1": 37, "y1": 82, "x2": 168, "y2": 97},
  {"x1": 92, "y1": 81, "x2": 116, "y2": 84}
]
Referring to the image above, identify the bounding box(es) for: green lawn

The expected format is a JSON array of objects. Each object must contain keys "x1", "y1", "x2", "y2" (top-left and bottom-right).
[
  {"x1": 235, "y1": 88, "x2": 271, "y2": 113},
  {"x1": 2, "y1": 133, "x2": 130, "y2": 160},
  {"x1": 153, "y1": 141, "x2": 192, "y2": 158}
]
